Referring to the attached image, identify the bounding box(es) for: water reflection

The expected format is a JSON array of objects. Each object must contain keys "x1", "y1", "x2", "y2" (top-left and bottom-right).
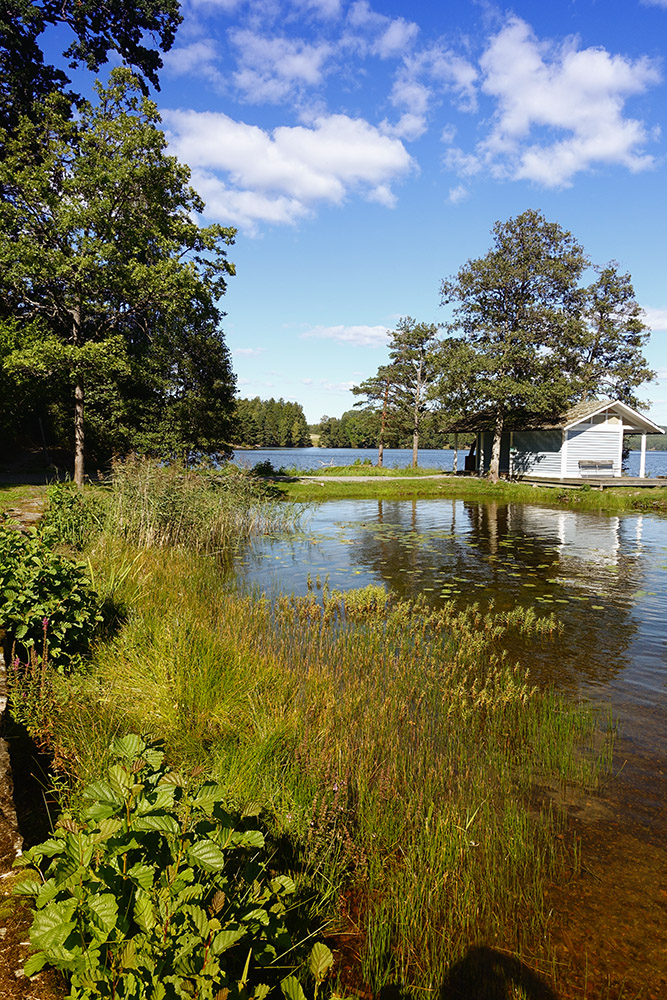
[{"x1": 235, "y1": 499, "x2": 667, "y2": 709}]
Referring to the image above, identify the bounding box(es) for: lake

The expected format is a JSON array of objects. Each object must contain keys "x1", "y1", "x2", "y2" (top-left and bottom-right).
[
  {"x1": 235, "y1": 498, "x2": 667, "y2": 815},
  {"x1": 233, "y1": 446, "x2": 667, "y2": 478}
]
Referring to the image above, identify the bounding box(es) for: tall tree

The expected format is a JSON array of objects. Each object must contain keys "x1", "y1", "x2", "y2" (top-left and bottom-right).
[
  {"x1": 0, "y1": 0, "x2": 181, "y2": 131},
  {"x1": 354, "y1": 317, "x2": 440, "y2": 467},
  {"x1": 439, "y1": 210, "x2": 587, "y2": 482},
  {"x1": 0, "y1": 69, "x2": 236, "y2": 485},
  {"x1": 564, "y1": 262, "x2": 654, "y2": 405}
]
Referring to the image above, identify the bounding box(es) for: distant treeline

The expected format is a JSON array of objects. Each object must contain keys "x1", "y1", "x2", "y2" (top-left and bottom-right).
[
  {"x1": 626, "y1": 428, "x2": 667, "y2": 451},
  {"x1": 234, "y1": 397, "x2": 311, "y2": 447},
  {"x1": 316, "y1": 408, "x2": 473, "y2": 450}
]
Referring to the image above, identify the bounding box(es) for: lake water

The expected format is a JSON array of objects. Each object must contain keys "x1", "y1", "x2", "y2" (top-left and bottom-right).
[
  {"x1": 235, "y1": 498, "x2": 667, "y2": 808},
  {"x1": 233, "y1": 446, "x2": 667, "y2": 478},
  {"x1": 234, "y1": 496, "x2": 667, "y2": 991}
]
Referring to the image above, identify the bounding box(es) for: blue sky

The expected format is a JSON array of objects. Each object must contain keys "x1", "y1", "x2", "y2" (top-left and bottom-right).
[{"x1": 54, "y1": 1, "x2": 667, "y2": 423}]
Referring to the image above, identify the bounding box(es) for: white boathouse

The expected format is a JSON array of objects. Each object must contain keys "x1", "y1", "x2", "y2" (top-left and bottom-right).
[{"x1": 471, "y1": 399, "x2": 664, "y2": 480}]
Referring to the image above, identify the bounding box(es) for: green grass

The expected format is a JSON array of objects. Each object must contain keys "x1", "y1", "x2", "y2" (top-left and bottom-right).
[
  {"x1": 0, "y1": 482, "x2": 47, "y2": 512},
  {"x1": 299, "y1": 463, "x2": 445, "y2": 478},
  {"x1": 275, "y1": 469, "x2": 667, "y2": 512},
  {"x1": 31, "y1": 539, "x2": 612, "y2": 998}
]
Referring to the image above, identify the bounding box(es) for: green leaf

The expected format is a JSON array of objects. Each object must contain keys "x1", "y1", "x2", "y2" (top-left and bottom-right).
[
  {"x1": 133, "y1": 814, "x2": 180, "y2": 834},
  {"x1": 309, "y1": 943, "x2": 334, "y2": 982},
  {"x1": 111, "y1": 734, "x2": 147, "y2": 760},
  {"x1": 87, "y1": 893, "x2": 118, "y2": 940},
  {"x1": 134, "y1": 890, "x2": 156, "y2": 933},
  {"x1": 128, "y1": 862, "x2": 155, "y2": 890},
  {"x1": 211, "y1": 928, "x2": 246, "y2": 955},
  {"x1": 232, "y1": 830, "x2": 265, "y2": 849},
  {"x1": 281, "y1": 975, "x2": 307, "y2": 1000},
  {"x1": 187, "y1": 839, "x2": 226, "y2": 872},
  {"x1": 270, "y1": 875, "x2": 296, "y2": 896},
  {"x1": 30, "y1": 899, "x2": 78, "y2": 953},
  {"x1": 12, "y1": 877, "x2": 41, "y2": 897},
  {"x1": 82, "y1": 781, "x2": 124, "y2": 809},
  {"x1": 23, "y1": 952, "x2": 48, "y2": 977}
]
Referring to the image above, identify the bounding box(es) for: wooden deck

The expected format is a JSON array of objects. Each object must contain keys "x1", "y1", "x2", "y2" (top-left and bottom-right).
[{"x1": 517, "y1": 475, "x2": 667, "y2": 489}]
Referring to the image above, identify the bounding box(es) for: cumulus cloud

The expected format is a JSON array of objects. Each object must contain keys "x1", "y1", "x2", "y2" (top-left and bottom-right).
[
  {"x1": 448, "y1": 184, "x2": 468, "y2": 204},
  {"x1": 458, "y1": 17, "x2": 662, "y2": 188},
  {"x1": 643, "y1": 308, "x2": 667, "y2": 331},
  {"x1": 163, "y1": 39, "x2": 224, "y2": 87},
  {"x1": 301, "y1": 324, "x2": 390, "y2": 347},
  {"x1": 346, "y1": 1, "x2": 419, "y2": 59},
  {"x1": 229, "y1": 29, "x2": 333, "y2": 103},
  {"x1": 163, "y1": 108, "x2": 413, "y2": 231}
]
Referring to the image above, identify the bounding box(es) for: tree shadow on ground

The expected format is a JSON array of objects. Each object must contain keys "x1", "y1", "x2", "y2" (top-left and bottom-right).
[{"x1": 379, "y1": 946, "x2": 558, "y2": 1000}]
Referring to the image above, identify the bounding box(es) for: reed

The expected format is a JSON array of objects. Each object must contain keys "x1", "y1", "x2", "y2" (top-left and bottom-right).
[{"x1": 39, "y1": 542, "x2": 611, "y2": 997}]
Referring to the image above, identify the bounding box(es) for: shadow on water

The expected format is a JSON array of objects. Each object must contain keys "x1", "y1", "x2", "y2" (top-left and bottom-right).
[{"x1": 377, "y1": 948, "x2": 557, "y2": 1000}]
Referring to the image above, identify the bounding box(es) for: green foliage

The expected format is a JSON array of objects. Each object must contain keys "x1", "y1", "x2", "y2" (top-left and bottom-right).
[
  {"x1": 0, "y1": 69, "x2": 236, "y2": 478},
  {"x1": 41, "y1": 481, "x2": 107, "y2": 550},
  {"x1": 437, "y1": 210, "x2": 654, "y2": 481},
  {"x1": 0, "y1": 0, "x2": 181, "y2": 134},
  {"x1": 15, "y1": 734, "x2": 332, "y2": 999},
  {"x1": 102, "y1": 457, "x2": 298, "y2": 553},
  {"x1": 0, "y1": 523, "x2": 101, "y2": 666},
  {"x1": 353, "y1": 317, "x2": 441, "y2": 466},
  {"x1": 235, "y1": 398, "x2": 312, "y2": 448}
]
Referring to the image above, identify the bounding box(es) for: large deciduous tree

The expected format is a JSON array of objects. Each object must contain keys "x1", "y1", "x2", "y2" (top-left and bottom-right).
[
  {"x1": 0, "y1": 0, "x2": 181, "y2": 132},
  {"x1": 438, "y1": 210, "x2": 588, "y2": 482},
  {"x1": 0, "y1": 69, "x2": 236, "y2": 485},
  {"x1": 438, "y1": 210, "x2": 655, "y2": 482}
]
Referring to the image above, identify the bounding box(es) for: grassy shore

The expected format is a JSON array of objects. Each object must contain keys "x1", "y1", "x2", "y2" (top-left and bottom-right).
[
  {"x1": 6, "y1": 463, "x2": 617, "y2": 999},
  {"x1": 274, "y1": 467, "x2": 667, "y2": 512}
]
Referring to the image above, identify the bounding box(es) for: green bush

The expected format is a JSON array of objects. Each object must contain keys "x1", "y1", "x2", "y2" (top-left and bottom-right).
[
  {"x1": 41, "y1": 482, "x2": 107, "y2": 551},
  {"x1": 0, "y1": 523, "x2": 101, "y2": 667},
  {"x1": 15, "y1": 734, "x2": 333, "y2": 1000}
]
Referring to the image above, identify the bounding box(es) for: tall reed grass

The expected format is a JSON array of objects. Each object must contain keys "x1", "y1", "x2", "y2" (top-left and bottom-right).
[
  {"x1": 42, "y1": 457, "x2": 301, "y2": 554},
  {"x1": 38, "y1": 542, "x2": 612, "y2": 998}
]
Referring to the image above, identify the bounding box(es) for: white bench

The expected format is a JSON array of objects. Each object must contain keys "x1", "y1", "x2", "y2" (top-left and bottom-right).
[{"x1": 578, "y1": 459, "x2": 614, "y2": 476}]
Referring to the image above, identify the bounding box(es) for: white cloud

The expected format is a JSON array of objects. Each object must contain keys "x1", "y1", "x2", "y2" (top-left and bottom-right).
[
  {"x1": 295, "y1": 0, "x2": 342, "y2": 17},
  {"x1": 163, "y1": 39, "x2": 224, "y2": 87},
  {"x1": 469, "y1": 17, "x2": 661, "y2": 188},
  {"x1": 301, "y1": 324, "x2": 389, "y2": 347},
  {"x1": 641, "y1": 0, "x2": 667, "y2": 7},
  {"x1": 448, "y1": 184, "x2": 468, "y2": 204},
  {"x1": 644, "y1": 308, "x2": 667, "y2": 331},
  {"x1": 346, "y1": 1, "x2": 418, "y2": 59},
  {"x1": 233, "y1": 347, "x2": 265, "y2": 355},
  {"x1": 229, "y1": 29, "x2": 333, "y2": 103},
  {"x1": 380, "y1": 113, "x2": 427, "y2": 141},
  {"x1": 164, "y1": 109, "x2": 413, "y2": 231}
]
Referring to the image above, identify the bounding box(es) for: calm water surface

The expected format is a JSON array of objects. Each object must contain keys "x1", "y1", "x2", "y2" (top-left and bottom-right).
[
  {"x1": 235, "y1": 498, "x2": 667, "y2": 764},
  {"x1": 234, "y1": 446, "x2": 667, "y2": 478}
]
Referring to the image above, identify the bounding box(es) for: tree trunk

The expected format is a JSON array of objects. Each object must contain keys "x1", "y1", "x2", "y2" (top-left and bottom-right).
[
  {"x1": 378, "y1": 378, "x2": 389, "y2": 467},
  {"x1": 488, "y1": 409, "x2": 504, "y2": 483},
  {"x1": 71, "y1": 300, "x2": 85, "y2": 490},
  {"x1": 412, "y1": 364, "x2": 422, "y2": 469},
  {"x1": 74, "y1": 381, "x2": 85, "y2": 489}
]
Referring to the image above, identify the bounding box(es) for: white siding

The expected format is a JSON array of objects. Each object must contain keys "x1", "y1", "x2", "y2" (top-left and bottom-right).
[
  {"x1": 565, "y1": 426, "x2": 621, "y2": 476},
  {"x1": 512, "y1": 430, "x2": 562, "y2": 477}
]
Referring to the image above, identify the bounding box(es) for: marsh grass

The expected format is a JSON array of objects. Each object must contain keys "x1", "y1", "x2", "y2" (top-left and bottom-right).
[
  {"x1": 37, "y1": 540, "x2": 612, "y2": 997},
  {"x1": 278, "y1": 472, "x2": 667, "y2": 513}
]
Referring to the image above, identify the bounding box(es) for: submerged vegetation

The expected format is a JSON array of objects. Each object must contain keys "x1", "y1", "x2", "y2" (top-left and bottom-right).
[{"x1": 4, "y1": 457, "x2": 615, "y2": 998}]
